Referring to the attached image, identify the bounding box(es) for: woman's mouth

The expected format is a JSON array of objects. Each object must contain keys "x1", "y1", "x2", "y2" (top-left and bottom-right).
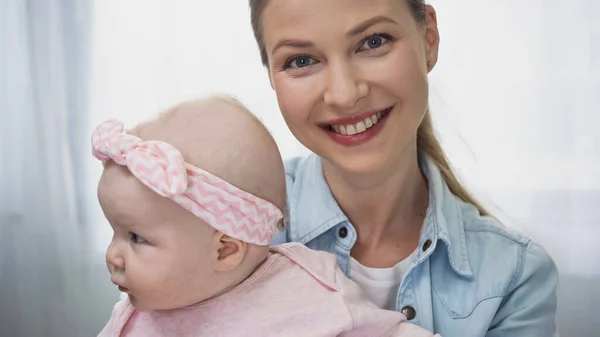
[
  {"x1": 320, "y1": 106, "x2": 393, "y2": 146},
  {"x1": 323, "y1": 106, "x2": 392, "y2": 136}
]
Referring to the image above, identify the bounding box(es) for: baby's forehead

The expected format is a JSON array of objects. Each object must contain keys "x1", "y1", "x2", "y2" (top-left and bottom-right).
[
  {"x1": 98, "y1": 163, "x2": 169, "y2": 216},
  {"x1": 99, "y1": 164, "x2": 203, "y2": 232}
]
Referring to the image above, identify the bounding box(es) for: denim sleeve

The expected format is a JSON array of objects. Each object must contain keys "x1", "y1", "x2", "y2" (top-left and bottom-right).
[
  {"x1": 270, "y1": 172, "x2": 295, "y2": 246},
  {"x1": 270, "y1": 228, "x2": 289, "y2": 246},
  {"x1": 487, "y1": 241, "x2": 559, "y2": 337}
]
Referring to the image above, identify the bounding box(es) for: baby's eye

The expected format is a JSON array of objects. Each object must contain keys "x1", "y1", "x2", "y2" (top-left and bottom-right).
[
  {"x1": 284, "y1": 55, "x2": 317, "y2": 69},
  {"x1": 130, "y1": 232, "x2": 147, "y2": 244}
]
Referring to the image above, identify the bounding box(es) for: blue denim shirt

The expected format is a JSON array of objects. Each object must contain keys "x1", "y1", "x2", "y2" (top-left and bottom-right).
[{"x1": 272, "y1": 153, "x2": 559, "y2": 337}]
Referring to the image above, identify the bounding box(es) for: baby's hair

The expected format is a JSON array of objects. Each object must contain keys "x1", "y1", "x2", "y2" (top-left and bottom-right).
[
  {"x1": 131, "y1": 93, "x2": 289, "y2": 230},
  {"x1": 211, "y1": 94, "x2": 280, "y2": 139},
  {"x1": 211, "y1": 94, "x2": 289, "y2": 230},
  {"x1": 155, "y1": 94, "x2": 266, "y2": 132},
  {"x1": 211, "y1": 93, "x2": 247, "y2": 110},
  {"x1": 207, "y1": 94, "x2": 289, "y2": 230}
]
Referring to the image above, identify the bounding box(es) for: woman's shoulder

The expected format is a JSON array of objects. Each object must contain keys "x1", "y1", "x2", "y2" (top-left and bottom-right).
[
  {"x1": 274, "y1": 154, "x2": 346, "y2": 246},
  {"x1": 458, "y1": 199, "x2": 554, "y2": 267},
  {"x1": 270, "y1": 155, "x2": 312, "y2": 245},
  {"x1": 282, "y1": 153, "x2": 332, "y2": 212},
  {"x1": 431, "y1": 200, "x2": 559, "y2": 333},
  {"x1": 432, "y1": 198, "x2": 558, "y2": 320},
  {"x1": 283, "y1": 154, "x2": 314, "y2": 181},
  {"x1": 456, "y1": 198, "x2": 556, "y2": 276}
]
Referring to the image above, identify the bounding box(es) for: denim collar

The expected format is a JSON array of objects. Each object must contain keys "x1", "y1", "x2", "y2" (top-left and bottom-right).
[{"x1": 287, "y1": 153, "x2": 473, "y2": 278}]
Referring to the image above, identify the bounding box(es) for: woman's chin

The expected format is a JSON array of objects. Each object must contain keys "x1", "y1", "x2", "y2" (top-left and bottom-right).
[{"x1": 322, "y1": 152, "x2": 392, "y2": 179}]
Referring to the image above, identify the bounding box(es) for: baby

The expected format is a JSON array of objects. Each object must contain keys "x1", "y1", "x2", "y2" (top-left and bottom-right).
[{"x1": 95, "y1": 96, "x2": 439, "y2": 337}]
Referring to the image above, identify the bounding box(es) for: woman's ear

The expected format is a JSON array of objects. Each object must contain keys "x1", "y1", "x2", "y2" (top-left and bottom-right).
[
  {"x1": 212, "y1": 231, "x2": 247, "y2": 272},
  {"x1": 423, "y1": 5, "x2": 440, "y2": 72},
  {"x1": 268, "y1": 67, "x2": 275, "y2": 90}
]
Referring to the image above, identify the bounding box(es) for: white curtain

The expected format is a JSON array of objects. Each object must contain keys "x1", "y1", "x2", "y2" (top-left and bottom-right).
[{"x1": 0, "y1": 0, "x2": 103, "y2": 336}]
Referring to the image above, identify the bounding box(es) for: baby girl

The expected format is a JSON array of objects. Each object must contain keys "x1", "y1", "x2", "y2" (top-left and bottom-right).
[{"x1": 95, "y1": 96, "x2": 439, "y2": 337}]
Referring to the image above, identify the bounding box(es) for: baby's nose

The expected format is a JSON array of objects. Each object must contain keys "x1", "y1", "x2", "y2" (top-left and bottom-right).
[{"x1": 105, "y1": 241, "x2": 125, "y2": 272}]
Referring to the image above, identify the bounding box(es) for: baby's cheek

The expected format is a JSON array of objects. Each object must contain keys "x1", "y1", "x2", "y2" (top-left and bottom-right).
[
  {"x1": 137, "y1": 261, "x2": 171, "y2": 290},
  {"x1": 160, "y1": 267, "x2": 208, "y2": 308},
  {"x1": 178, "y1": 255, "x2": 213, "y2": 288},
  {"x1": 171, "y1": 249, "x2": 213, "y2": 290}
]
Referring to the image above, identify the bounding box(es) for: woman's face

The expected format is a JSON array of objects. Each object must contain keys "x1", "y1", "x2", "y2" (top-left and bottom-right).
[{"x1": 262, "y1": 0, "x2": 439, "y2": 176}]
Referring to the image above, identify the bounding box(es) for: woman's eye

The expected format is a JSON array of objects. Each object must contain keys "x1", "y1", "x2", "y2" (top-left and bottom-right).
[
  {"x1": 359, "y1": 34, "x2": 391, "y2": 51},
  {"x1": 130, "y1": 232, "x2": 146, "y2": 244},
  {"x1": 284, "y1": 55, "x2": 315, "y2": 69}
]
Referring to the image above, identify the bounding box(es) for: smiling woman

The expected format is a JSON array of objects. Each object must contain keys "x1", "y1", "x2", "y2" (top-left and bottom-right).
[{"x1": 249, "y1": 0, "x2": 560, "y2": 335}]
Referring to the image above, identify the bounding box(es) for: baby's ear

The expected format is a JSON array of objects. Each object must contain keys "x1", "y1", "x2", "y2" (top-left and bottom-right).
[{"x1": 212, "y1": 232, "x2": 247, "y2": 272}]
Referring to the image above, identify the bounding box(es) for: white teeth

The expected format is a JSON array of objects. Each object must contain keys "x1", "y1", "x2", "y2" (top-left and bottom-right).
[
  {"x1": 356, "y1": 121, "x2": 366, "y2": 133},
  {"x1": 346, "y1": 124, "x2": 357, "y2": 135},
  {"x1": 330, "y1": 111, "x2": 385, "y2": 136}
]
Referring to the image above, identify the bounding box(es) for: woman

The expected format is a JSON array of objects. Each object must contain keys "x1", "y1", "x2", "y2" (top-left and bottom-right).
[{"x1": 249, "y1": 0, "x2": 559, "y2": 336}]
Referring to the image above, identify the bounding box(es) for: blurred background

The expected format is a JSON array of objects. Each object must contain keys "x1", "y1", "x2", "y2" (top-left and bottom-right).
[{"x1": 1, "y1": 0, "x2": 598, "y2": 336}]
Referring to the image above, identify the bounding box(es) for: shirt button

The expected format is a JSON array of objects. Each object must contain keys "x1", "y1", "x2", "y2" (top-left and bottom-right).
[
  {"x1": 422, "y1": 239, "x2": 432, "y2": 251},
  {"x1": 401, "y1": 306, "x2": 416, "y2": 320},
  {"x1": 338, "y1": 226, "x2": 348, "y2": 238}
]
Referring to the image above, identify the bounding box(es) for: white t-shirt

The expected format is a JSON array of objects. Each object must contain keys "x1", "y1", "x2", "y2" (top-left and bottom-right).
[{"x1": 349, "y1": 251, "x2": 416, "y2": 311}]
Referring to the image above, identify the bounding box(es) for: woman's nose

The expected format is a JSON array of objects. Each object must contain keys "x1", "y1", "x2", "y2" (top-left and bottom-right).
[
  {"x1": 105, "y1": 239, "x2": 125, "y2": 273},
  {"x1": 323, "y1": 60, "x2": 369, "y2": 109}
]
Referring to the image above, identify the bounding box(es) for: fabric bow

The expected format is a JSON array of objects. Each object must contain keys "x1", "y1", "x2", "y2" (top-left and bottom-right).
[
  {"x1": 91, "y1": 119, "x2": 283, "y2": 245},
  {"x1": 91, "y1": 119, "x2": 188, "y2": 197}
]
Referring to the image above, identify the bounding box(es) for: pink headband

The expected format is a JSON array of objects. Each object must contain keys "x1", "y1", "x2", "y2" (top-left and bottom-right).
[{"x1": 91, "y1": 119, "x2": 282, "y2": 246}]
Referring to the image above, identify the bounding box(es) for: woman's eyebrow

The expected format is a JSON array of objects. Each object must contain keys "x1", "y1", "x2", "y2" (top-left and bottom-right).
[
  {"x1": 347, "y1": 16, "x2": 398, "y2": 37},
  {"x1": 272, "y1": 15, "x2": 398, "y2": 54},
  {"x1": 272, "y1": 40, "x2": 314, "y2": 54}
]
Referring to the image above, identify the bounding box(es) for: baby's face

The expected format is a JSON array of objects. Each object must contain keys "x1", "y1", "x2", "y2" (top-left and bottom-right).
[{"x1": 98, "y1": 162, "x2": 218, "y2": 311}]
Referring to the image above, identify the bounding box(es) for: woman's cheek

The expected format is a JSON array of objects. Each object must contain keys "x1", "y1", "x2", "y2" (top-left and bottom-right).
[
  {"x1": 385, "y1": 48, "x2": 429, "y2": 109},
  {"x1": 275, "y1": 75, "x2": 318, "y2": 123}
]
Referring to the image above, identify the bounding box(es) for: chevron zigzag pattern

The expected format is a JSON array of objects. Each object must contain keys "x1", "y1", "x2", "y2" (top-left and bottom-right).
[{"x1": 91, "y1": 119, "x2": 283, "y2": 245}]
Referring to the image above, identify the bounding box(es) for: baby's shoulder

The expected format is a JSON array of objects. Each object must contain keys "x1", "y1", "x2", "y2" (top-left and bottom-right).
[
  {"x1": 270, "y1": 243, "x2": 340, "y2": 291},
  {"x1": 97, "y1": 297, "x2": 136, "y2": 336}
]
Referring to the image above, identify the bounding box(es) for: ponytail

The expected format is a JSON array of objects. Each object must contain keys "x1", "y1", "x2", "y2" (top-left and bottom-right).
[{"x1": 417, "y1": 109, "x2": 490, "y2": 217}]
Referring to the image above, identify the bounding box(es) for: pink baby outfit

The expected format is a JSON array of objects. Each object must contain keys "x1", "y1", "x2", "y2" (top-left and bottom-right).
[{"x1": 99, "y1": 243, "x2": 438, "y2": 337}]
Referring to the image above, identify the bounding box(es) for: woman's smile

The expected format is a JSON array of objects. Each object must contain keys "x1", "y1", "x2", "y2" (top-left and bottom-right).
[{"x1": 319, "y1": 106, "x2": 394, "y2": 146}]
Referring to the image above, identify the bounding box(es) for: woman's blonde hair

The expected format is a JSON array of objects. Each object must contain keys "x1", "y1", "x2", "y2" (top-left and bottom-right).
[{"x1": 249, "y1": 0, "x2": 489, "y2": 216}]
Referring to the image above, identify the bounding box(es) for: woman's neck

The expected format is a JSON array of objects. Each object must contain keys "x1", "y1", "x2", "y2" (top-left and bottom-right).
[{"x1": 322, "y1": 145, "x2": 428, "y2": 263}]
